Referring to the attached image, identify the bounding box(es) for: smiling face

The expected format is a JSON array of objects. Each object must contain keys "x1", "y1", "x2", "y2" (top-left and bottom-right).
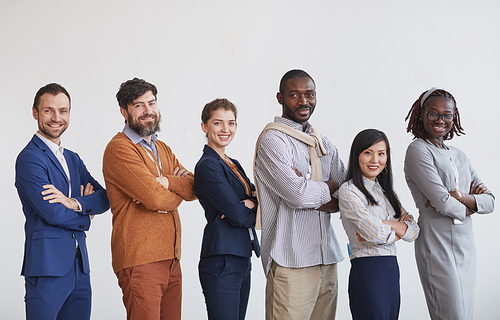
[
  {"x1": 32, "y1": 93, "x2": 70, "y2": 145},
  {"x1": 421, "y1": 96, "x2": 455, "y2": 147},
  {"x1": 201, "y1": 108, "x2": 237, "y2": 157},
  {"x1": 358, "y1": 140, "x2": 388, "y2": 181},
  {"x1": 121, "y1": 90, "x2": 161, "y2": 141},
  {"x1": 278, "y1": 77, "x2": 316, "y2": 130}
]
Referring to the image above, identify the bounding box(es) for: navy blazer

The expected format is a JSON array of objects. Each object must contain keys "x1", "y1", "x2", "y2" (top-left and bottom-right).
[
  {"x1": 194, "y1": 145, "x2": 260, "y2": 258},
  {"x1": 15, "y1": 135, "x2": 110, "y2": 277}
]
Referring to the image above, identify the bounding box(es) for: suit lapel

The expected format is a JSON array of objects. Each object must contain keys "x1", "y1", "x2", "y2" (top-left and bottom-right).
[
  {"x1": 204, "y1": 145, "x2": 247, "y2": 194},
  {"x1": 32, "y1": 135, "x2": 70, "y2": 195}
]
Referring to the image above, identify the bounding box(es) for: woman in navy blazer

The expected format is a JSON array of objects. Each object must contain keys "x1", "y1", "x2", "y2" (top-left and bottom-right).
[{"x1": 194, "y1": 98, "x2": 260, "y2": 320}]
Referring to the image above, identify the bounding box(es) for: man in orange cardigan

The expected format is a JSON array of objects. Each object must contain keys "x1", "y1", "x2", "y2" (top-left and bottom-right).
[{"x1": 103, "y1": 78, "x2": 196, "y2": 320}]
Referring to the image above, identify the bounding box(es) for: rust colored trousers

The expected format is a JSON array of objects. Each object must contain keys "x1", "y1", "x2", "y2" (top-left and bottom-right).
[{"x1": 116, "y1": 259, "x2": 182, "y2": 320}]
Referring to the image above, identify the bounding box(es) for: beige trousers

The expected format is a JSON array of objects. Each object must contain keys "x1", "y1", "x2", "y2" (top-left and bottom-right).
[{"x1": 265, "y1": 260, "x2": 338, "y2": 320}]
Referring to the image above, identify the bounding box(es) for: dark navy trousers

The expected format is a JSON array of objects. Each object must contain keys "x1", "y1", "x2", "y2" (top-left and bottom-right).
[
  {"x1": 25, "y1": 254, "x2": 91, "y2": 320},
  {"x1": 199, "y1": 254, "x2": 251, "y2": 320}
]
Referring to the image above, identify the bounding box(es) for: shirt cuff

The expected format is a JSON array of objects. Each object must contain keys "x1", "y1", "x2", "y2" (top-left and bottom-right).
[{"x1": 73, "y1": 199, "x2": 82, "y2": 212}]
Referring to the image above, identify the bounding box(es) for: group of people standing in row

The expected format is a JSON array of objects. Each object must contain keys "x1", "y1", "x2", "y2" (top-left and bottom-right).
[{"x1": 15, "y1": 69, "x2": 494, "y2": 320}]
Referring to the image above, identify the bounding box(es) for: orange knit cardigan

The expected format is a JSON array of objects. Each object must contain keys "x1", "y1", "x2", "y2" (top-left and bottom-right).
[{"x1": 103, "y1": 133, "x2": 196, "y2": 273}]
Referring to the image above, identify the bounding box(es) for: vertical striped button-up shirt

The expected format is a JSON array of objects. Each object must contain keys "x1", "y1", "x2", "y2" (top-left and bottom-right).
[
  {"x1": 255, "y1": 117, "x2": 346, "y2": 276},
  {"x1": 339, "y1": 177, "x2": 419, "y2": 259}
]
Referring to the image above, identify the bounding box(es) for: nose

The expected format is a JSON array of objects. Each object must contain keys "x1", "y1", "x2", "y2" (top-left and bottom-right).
[
  {"x1": 298, "y1": 94, "x2": 308, "y2": 106},
  {"x1": 52, "y1": 111, "x2": 61, "y2": 122},
  {"x1": 435, "y1": 115, "x2": 445, "y2": 123},
  {"x1": 221, "y1": 123, "x2": 229, "y2": 132},
  {"x1": 144, "y1": 104, "x2": 154, "y2": 113}
]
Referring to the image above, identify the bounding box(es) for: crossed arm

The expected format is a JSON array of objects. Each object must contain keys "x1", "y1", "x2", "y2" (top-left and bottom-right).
[{"x1": 41, "y1": 183, "x2": 96, "y2": 219}]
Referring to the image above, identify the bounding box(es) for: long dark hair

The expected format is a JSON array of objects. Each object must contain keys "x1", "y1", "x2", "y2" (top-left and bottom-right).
[{"x1": 346, "y1": 129, "x2": 401, "y2": 218}]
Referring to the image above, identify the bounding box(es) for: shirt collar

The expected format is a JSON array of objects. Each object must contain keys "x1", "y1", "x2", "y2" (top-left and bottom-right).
[
  {"x1": 36, "y1": 131, "x2": 64, "y2": 155},
  {"x1": 274, "y1": 116, "x2": 312, "y2": 134},
  {"x1": 362, "y1": 176, "x2": 380, "y2": 193},
  {"x1": 122, "y1": 124, "x2": 158, "y2": 146}
]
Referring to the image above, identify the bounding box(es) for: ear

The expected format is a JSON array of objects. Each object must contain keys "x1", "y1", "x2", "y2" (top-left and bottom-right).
[
  {"x1": 32, "y1": 107, "x2": 38, "y2": 120},
  {"x1": 201, "y1": 122, "x2": 208, "y2": 134},
  {"x1": 120, "y1": 107, "x2": 128, "y2": 123},
  {"x1": 277, "y1": 92, "x2": 283, "y2": 105}
]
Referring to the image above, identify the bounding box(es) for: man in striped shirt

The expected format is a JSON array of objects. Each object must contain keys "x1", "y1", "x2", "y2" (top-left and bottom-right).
[{"x1": 254, "y1": 69, "x2": 346, "y2": 320}]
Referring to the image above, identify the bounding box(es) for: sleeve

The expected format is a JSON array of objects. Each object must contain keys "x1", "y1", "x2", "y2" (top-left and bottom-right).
[
  {"x1": 195, "y1": 158, "x2": 256, "y2": 228},
  {"x1": 396, "y1": 206, "x2": 420, "y2": 242},
  {"x1": 255, "y1": 131, "x2": 331, "y2": 209},
  {"x1": 15, "y1": 152, "x2": 91, "y2": 231},
  {"x1": 159, "y1": 147, "x2": 196, "y2": 202},
  {"x1": 339, "y1": 182, "x2": 396, "y2": 245},
  {"x1": 404, "y1": 142, "x2": 465, "y2": 220},
  {"x1": 468, "y1": 158, "x2": 495, "y2": 214},
  {"x1": 324, "y1": 137, "x2": 347, "y2": 199},
  {"x1": 103, "y1": 140, "x2": 188, "y2": 213},
  {"x1": 71, "y1": 154, "x2": 110, "y2": 216}
]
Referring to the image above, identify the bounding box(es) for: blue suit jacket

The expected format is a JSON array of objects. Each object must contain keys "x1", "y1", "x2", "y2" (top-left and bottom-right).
[
  {"x1": 194, "y1": 145, "x2": 260, "y2": 258},
  {"x1": 15, "y1": 135, "x2": 110, "y2": 277}
]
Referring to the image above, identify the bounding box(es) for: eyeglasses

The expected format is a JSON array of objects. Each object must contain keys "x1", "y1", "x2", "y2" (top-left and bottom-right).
[{"x1": 423, "y1": 110, "x2": 454, "y2": 123}]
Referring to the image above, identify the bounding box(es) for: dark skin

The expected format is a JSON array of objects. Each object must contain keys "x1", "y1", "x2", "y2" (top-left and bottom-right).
[
  {"x1": 278, "y1": 77, "x2": 316, "y2": 132},
  {"x1": 422, "y1": 96, "x2": 489, "y2": 214},
  {"x1": 280, "y1": 76, "x2": 340, "y2": 212}
]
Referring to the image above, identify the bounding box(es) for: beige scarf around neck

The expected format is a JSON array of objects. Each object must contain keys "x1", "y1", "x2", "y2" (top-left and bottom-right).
[{"x1": 253, "y1": 122, "x2": 326, "y2": 229}]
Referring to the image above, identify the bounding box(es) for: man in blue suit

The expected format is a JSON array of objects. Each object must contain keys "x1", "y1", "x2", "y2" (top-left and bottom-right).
[{"x1": 15, "y1": 83, "x2": 110, "y2": 320}]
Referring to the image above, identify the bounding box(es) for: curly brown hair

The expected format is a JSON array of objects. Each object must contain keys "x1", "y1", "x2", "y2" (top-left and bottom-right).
[{"x1": 405, "y1": 88, "x2": 465, "y2": 140}]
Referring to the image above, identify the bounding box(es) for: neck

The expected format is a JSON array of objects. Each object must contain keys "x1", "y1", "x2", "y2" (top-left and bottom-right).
[
  {"x1": 426, "y1": 136, "x2": 444, "y2": 149},
  {"x1": 144, "y1": 135, "x2": 152, "y2": 144},
  {"x1": 281, "y1": 115, "x2": 308, "y2": 132},
  {"x1": 208, "y1": 143, "x2": 225, "y2": 158},
  {"x1": 38, "y1": 130, "x2": 61, "y2": 146}
]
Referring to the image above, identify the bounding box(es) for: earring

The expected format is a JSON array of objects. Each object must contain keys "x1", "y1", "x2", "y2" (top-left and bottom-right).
[{"x1": 382, "y1": 166, "x2": 388, "y2": 174}]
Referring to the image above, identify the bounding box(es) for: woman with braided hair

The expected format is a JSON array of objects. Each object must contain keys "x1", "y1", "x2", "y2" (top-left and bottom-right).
[{"x1": 404, "y1": 87, "x2": 495, "y2": 320}]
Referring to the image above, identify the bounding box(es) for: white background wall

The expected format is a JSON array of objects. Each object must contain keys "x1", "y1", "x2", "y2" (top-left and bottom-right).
[{"x1": 1, "y1": 0, "x2": 499, "y2": 319}]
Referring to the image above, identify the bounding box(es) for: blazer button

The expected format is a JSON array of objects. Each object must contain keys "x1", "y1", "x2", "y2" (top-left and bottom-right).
[{"x1": 85, "y1": 209, "x2": 92, "y2": 213}]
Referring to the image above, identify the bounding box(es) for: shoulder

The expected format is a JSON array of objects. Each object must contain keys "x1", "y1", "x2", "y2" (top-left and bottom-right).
[
  {"x1": 105, "y1": 132, "x2": 133, "y2": 151},
  {"x1": 406, "y1": 138, "x2": 431, "y2": 157},
  {"x1": 155, "y1": 139, "x2": 176, "y2": 157},
  {"x1": 260, "y1": 129, "x2": 289, "y2": 143},
  {"x1": 320, "y1": 134, "x2": 338, "y2": 153},
  {"x1": 196, "y1": 153, "x2": 221, "y2": 172},
  {"x1": 340, "y1": 179, "x2": 356, "y2": 193}
]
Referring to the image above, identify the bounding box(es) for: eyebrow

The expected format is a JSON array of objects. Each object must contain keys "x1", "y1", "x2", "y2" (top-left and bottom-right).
[
  {"x1": 288, "y1": 89, "x2": 315, "y2": 93},
  {"x1": 212, "y1": 118, "x2": 236, "y2": 122},
  {"x1": 133, "y1": 99, "x2": 156, "y2": 105},
  {"x1": 365, "y1": 148, "x2": 386, "y2": 152}
]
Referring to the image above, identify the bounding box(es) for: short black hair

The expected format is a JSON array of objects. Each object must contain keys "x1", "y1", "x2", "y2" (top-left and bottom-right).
[
  {"x1": 116, "y1": 78, "x2": 158, "y2": 109},
  {"x1": 279, "y1": 69, "x2": 315, "y2": 95},
  {"x1": 33, "y1": 83, "x2": 71, "y2": 111}
]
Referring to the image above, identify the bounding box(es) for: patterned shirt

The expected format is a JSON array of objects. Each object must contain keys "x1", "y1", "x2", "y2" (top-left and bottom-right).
[
  {"x1": 339, "y1": 177, "x2": 419, "y2": 259},
  {"x1": 255, "y1": 116, "x2": 346, "y2": 276}
]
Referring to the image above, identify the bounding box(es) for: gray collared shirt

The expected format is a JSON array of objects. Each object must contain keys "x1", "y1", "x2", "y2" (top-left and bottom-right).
[
  {"x1": 122, "y1": 124, "x2": 159, "y2": 159},
  {"x1": 255, "y1": 116, "x2": 346, "y2": 276}
]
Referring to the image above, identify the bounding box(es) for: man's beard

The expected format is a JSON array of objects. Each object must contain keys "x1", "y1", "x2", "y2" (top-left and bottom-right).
[
  {"x1": 128, "y1": 112, "x2": 161, "y2": 137},
  {"x1": 283, "y1": 102, "x2": 314, "y2": 124},
  {"x1": 38, "y1": 119, "x2": 68, "y2": 140}
]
